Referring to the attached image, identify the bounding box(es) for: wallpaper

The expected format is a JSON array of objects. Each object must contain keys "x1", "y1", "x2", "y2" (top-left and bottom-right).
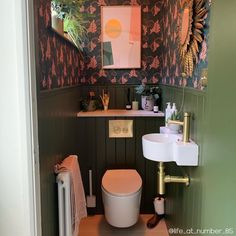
[
  {"x1": 38, "y1": 0, "x2": 164, "y2": 90},
  {"x1": 80, "y1": 0, "x2": 164, "y2": 85},
  {"x1": 38, "y1": 0, "x2": 210, "y2": 91},
  {"x1": 160, "y1": 0, "x2": 211, "y2": 90},
  {"x1": 38, "y1": 0, "x2": 83, "y2": 90}
]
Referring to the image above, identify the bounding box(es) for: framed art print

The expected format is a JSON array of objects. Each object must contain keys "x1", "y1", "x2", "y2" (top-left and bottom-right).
[{"x1": 101, "y1": 6, "x2": 141, "y2": 69}]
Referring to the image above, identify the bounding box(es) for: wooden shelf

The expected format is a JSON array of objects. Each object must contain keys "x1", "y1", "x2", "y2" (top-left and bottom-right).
[
  {"x1": 77, "y1": 109, "x2": 165, "y2": 118},
  {"x1": 49, "y1": 26, "x2": 78, "y2": 49}
]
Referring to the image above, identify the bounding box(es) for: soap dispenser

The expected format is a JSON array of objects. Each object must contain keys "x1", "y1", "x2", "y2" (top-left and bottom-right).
[
  {"x1": 171, "y1": 103, "x2": 178, "y2": 118},
  {"x1": 165, "y1": 102, "x2": 172, "y2": 126}
]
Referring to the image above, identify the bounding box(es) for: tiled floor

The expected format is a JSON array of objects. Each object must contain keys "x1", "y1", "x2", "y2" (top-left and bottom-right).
[{"x1": 79, "y1": 214, "x2": 169, "y2": 236}]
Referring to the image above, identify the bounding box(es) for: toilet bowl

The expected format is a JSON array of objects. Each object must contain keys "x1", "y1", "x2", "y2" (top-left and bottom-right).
[{"x1": 101, "y1": 169, "x2": 142, "y2": 228}]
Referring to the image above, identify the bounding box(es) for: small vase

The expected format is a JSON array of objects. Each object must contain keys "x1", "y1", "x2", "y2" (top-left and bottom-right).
[
  {"x1": 87, "y1": 100, "x2": 96, "y2": 111},
  {"x1": 141, "y1": 95, "x2": 154, "y2": 111}
]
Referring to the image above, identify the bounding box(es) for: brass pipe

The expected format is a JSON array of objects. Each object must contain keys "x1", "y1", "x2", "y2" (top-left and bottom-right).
[
  {"x1": 164, "y1": 175, "x2": 189, "y2": 186},
  {"x1": 157, "y1": 162, "x2": 190, "y2": 195},
  {"x1": 157, "y1": 162, "x2": 165, "y2": 195}
]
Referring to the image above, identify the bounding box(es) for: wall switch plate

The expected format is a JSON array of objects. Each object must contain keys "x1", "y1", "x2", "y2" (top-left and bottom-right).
[{"x1": 109, "y1": 120, "x2": 133, "y2": 138}]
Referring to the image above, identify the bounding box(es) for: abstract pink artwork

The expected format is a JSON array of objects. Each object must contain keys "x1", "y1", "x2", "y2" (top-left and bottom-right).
[{"x1": 101, "y1": 6, "x2": 141, "y2": 69}]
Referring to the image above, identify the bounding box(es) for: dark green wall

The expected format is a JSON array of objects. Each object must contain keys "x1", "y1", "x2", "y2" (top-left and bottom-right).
[
  {"x1": 77, "y1": 85, "x2": 164, "y2": 213},
  {"x1": 37, "y1": 85, "x2": 164, "y2": 235},
  {"x1": 162, "y1": 1, "x2": 236, "y2": 234},
  {"x1": 78, "y1": 116, "x2": 164, "y2": 214},
  {"x1": 160, "y1": 85, "x2": 206, "y2": 233}
]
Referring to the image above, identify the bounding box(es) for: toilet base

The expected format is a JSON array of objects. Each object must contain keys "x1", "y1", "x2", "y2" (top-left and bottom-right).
[{"x1": 102, "y1": 188, "x2": 142, "y2": 228}]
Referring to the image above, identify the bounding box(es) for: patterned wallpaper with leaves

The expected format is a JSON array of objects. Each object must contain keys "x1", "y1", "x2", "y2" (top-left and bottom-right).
[
  {"x1": 38, "y1": 0, "x2": 164, "y2": 90},
  {"x1": 38, "y1": 0, "x2": 210, "y2": 91},
  {"x1": 79, "y1": 0, "x2": 164, "y2": 85},
  {"x1": 160, "y1": 0, "x2": 210, "y2": 90},
  {"x1": 38, "y1": 0, "x2": 84, "y2": 90}
]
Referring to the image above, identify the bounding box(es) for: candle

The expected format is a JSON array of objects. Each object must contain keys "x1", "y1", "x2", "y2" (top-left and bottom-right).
[{"x1": 132, "y1": 101, "x2": 139, "y2": 110}]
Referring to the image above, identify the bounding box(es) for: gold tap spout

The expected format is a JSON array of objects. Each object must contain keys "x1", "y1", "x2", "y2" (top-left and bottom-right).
[{"x1": 168, "y1": 112, "x2": 191, "y2": 143}]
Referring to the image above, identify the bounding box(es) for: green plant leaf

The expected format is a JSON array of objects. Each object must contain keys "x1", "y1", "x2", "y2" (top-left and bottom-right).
[{"x1": 51, "y1": 0, "x2": 91, "y2": 51}]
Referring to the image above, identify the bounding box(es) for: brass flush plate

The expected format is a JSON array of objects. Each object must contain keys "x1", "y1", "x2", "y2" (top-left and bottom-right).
[{"x1": 109, "y1": 120, "x2": 133, "y2": 138}]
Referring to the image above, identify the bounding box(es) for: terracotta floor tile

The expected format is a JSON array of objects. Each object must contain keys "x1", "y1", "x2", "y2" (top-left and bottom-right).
[{"x1": 79, "y1": 214, "x2": 169, "y2": 236}]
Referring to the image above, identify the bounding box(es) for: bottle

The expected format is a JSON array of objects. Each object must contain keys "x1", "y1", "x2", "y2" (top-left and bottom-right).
[
  {"x1": 153, "y1": 105, "x2": 159, "y2": 113},
  {"x1": 165, "y1": 102, "x2": 172, "y2": 126},
  {"x1": 126, "y1": 88, "x2": 132, "y2": 110},
  {"x1": 171, "y1": 103, "x2": 177, "y2": 118},
  {"x1": 153, "y1": 99, "x2": 159, "y2": 113}
]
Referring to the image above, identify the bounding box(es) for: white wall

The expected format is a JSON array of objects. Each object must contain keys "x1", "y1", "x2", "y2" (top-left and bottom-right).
[{"x1": 0, "y1": 0, "x2": 39, "y2": 235}]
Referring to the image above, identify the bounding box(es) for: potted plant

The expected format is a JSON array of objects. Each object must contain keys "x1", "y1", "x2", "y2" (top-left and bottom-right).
[
  {"x1": 51, "y1": 0, "x2": 88, "y2": 50},
  {"x1": 51, "y1": 1, "x2": 64, "y2": 34},
  {"x1": 79, "y1": 91, "x2": 103, "y2": 112},
  {"x1": 168, "y1": 105, "x2": 181, "y2": 132},
  {"x1": 135, "y1": 84, "x2": 161, "y2": 111}
]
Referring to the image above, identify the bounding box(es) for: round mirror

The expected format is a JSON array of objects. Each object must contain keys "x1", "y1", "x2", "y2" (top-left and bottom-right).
[{"x1": 178, "y1": 0, "x2": 207, "y2": 77}]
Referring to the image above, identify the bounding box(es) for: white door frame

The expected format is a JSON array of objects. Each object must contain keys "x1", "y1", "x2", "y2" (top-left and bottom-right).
[
  {"x1": 25, "y1": 0, "x2": 42, "y2": 236},
  {"x1": 0, "y1": 0, "x2": 41, "y2": 235},
  {"x1": 21, "y1": 0, "x2": 42, "y2": 235}
]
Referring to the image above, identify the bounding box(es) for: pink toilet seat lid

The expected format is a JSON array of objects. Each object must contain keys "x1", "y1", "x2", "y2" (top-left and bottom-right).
[{"x1": 102, "y1": 169, "x2": 142, "y2": 196}]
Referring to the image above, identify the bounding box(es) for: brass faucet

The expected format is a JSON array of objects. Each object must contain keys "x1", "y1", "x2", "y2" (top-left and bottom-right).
[{"x1": 168, "y1": 112, "x2": 191, "y2": 143}]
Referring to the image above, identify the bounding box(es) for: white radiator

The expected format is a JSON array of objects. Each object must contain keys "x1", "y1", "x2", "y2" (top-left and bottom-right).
[{"x1": 57, "y1": 172, "x2": 72, "y2": 236}]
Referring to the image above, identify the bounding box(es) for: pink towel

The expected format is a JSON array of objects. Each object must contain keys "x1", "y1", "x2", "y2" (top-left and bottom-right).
[{"x1": 55, "y1": 155, "x2": 87, "y2": 236}]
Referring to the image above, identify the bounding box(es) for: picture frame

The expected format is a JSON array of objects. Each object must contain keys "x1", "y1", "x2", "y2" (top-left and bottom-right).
[{"x1": 101, "y1": 6, "x2": 141, "y2": 69}]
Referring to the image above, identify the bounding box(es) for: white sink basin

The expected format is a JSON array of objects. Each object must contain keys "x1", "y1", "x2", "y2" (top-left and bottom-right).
[
  {"x1": 142, "y1": 133, "x2": 198, "y2": 166},
  {"x1": 142, "y1": 133, "x2": 181, "y2": 162}
]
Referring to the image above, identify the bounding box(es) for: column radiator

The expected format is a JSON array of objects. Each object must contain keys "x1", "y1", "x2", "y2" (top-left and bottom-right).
[{"x1": 57, "y1": 172, "x2": 72, "y2": 236}]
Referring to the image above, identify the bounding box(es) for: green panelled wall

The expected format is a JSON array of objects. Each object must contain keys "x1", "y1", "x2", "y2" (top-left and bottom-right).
[
  {"x1": 38, "y1": 87, "x2": 81, "y2": 236},
  {"x1": 77, "y1": 85, "x2": 164, "y2": 214},
  {"x1": 38, "y1": 85, "x2": 165, "y2": 235},
  {"x1": 77, "y1": 116, "x2": 164, "y2": 214},
  {"x1": 160, "y1": 85, "x2": 206, "y2": 234}
]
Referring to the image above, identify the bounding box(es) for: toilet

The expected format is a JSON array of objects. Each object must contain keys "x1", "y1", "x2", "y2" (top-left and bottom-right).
[{"x1": 101, "y1": 169, "x2": 142, "y2": 228}]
